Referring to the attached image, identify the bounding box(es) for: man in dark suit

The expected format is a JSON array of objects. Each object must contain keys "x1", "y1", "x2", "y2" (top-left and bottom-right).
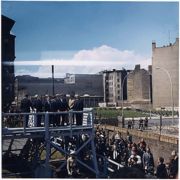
[
  {"x1": 50, "y1": 96, "x2": 58, "y2": 127},
  {"x1": 73, "y1": 95, "x2": 84, "y2": 126},
  {"x1": 20, "y1": 94, "x2": 33, "y2": 127},
  {"x1": 43, "y1": 94, "x2": 51, "y2": 126},
  {"x1": 59, "y1": 94, "x2": 69, "y2": 126},
  {"x1": 33, "y1": 94, "x2": 43, "y2": 127},
  {"x1": 43, "y1": 95, "x2": 51, "y2": 112}
]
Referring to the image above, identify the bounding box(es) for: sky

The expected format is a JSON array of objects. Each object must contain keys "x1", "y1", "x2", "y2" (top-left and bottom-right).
[{"x1": 2, "y1": 1, "x2": 179, "y2": 78}]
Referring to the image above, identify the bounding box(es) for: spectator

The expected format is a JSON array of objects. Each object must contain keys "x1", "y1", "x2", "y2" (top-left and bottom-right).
[
  {"x1": 126, "y1": 131, "x2": 132, "y2": 144},
  {"x1": 43, "y1": 95, "x2": 53, "y2": 126},
  {"x1": 169, "y1": 150, "x2": 178, "y2": 179},
  {"x1": 43, "y1": 95, "x2": 51, "y2": 112},
  {"x1": 55, "y1": 94, "x2": 63, "y2": 126},
  {"x1": 128, "y1": 147, "x2": 142, "y2": 169},
  {"x1": 127, "y1": 119, "x2": 132, "y2": 129},
  {"x1": 142, "y1": 147, "x2": 154, "y2": 174},
  {"x1": 156, "y1": 157, "x2": 168, "y2": 179},
  {"x1": 139, "y1": 118, "x2": 143, "y2": 131},
  {"x1": 20, "y1": 94, "x2": 33, "y2": 127},
  {"x1": 67, "y1": 152, "x2": 79, "y2": 178},
  {"x1": 50, "y1": 96, "x2": 58, "y2": 127},
  {"x1": 60, "y1": 94, "x2": 69, "y2": 125},
  {"x1": 132, "y1": 117, "x2": 135, "y2": 129},
  {"x1": 73, "y1": 95, "x2": 84, "y2": 126},
  {"x1": 144, "y1": 116, "x2": 148, "y2": 130},
  {"x1": 138, "y1": 138, "x2": 147, "y2": 151},
  {"x1": 69, "y1": 93, "x2": 75, "y2": 125},
  {"x1": 33, "y1": 94, "x2": 43, "y2": 127},
  {"x1": 114, "y1": 131, "x2": 121, "y2": 141}
]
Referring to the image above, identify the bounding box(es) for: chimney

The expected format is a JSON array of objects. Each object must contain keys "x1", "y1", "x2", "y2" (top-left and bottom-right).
[
  {"x1": 135, "y1": 64, "x2": 140, "y2": 70},
  {"x1": 148, "y1": 65, "x2": 152, "y2": 74},
  {"x1": 152, "y1": 41, "x2": 156, "y2": 49}
]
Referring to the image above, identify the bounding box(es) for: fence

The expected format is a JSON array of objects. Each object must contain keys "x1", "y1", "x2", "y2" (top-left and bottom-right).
[{"x1": 2, "y1": 109, "x2": 94, "y2": 136}]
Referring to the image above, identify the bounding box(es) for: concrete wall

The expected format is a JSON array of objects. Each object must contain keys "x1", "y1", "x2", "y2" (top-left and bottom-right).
[{"x1": 152, "y1": 38, "x2": 179, "y2": 108}]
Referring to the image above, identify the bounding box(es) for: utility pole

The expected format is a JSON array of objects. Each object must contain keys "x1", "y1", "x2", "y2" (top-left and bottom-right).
[{"x1": 52, "y1": 65, "x2": 55, "y2": 96}]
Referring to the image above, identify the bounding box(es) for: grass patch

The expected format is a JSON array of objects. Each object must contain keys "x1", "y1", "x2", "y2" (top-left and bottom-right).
[{"x1": 95, "y1": 108, "x2": 146, "y2": 118}]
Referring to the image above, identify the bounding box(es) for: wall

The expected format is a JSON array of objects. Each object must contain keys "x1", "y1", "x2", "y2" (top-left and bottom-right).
[
  {"x1": 127, "y1": 65, "x2": 151, "y2": 103},
  {"x1": 17, "y1": 74, "x2": 103, "y2": 97},
  {"x1": 152, "y1": 38, "x2": 179, "y2": 108}
]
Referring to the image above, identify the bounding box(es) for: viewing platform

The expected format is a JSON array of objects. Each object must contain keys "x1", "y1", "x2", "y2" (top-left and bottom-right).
[
  {"x1": 2, "y1": 108, "x2": 93, "y2": 140},
  {"x1": 2, "y1": 108, "x2": 101, "y2": 178}
]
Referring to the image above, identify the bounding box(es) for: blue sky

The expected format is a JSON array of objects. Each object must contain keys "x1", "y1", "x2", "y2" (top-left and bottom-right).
[{"x1": 2, "y1": 1, "x2": 179, "y2": 77}]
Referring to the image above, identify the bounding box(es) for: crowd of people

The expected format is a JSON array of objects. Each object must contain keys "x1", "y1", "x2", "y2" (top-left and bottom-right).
[
  {"x1": 5, "y1": 93, "x2": 84, "y2": 128},
  {"x1": 51, "y1": 125, "x2": 178, "y2": 178},
  {"x1": 3, "y1": 94, "x2": 178, "y2": 178},
  {"x1": 94, "y1": 126, "x2": 178, "y2": 179},
  {"x1": 126, "y1": 116, "x2": 149, "y2": 130}
]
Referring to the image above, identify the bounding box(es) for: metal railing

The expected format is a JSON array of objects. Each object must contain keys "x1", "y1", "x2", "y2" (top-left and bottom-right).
[{"x1": 2, "y1": 109, "x2": 94, "y2": 135}]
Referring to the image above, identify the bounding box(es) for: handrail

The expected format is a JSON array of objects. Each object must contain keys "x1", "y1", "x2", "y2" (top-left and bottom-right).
[
  {"x1": 108, "y1": 158, "x2": 124, "y2": 169},
  {"x1": 2, "y1": 110, "x2": 93, "y2": 116},
  {"x1": 2, "y1": 109, "x2": 94, "y2": 133}
]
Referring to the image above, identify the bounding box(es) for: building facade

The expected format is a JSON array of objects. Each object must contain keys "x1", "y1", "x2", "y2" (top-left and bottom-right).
[
  {"x1": 127, "y1": 64, "x2": 152, "y2": 103},
  {"x1": 16, "y1": 73, "x2": 103, "y2": 98},
  {"x1": 103, "y1": 69, "x2": 128, "y2": 105},
  {"x1": 152, "y1": 38, "x2": 179, "y2": 109},
  {"x1": 2, "y1": 15, "x2": 16, "y2": 112},
  {"x1": 64, "y1": 73, "x2": 75, "y2": 84}
]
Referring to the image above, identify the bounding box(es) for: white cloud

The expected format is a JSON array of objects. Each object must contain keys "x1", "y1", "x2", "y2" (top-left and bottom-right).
[{"x1": 15, "y1": 45, "x2": 151, "y2": 78}]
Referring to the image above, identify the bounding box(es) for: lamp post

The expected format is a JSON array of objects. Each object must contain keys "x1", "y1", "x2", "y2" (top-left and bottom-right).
[
  {"x1": 121, "y1": 71, "x2": 133, "y2": 118},
  {"x1": 122, "y1": 70, "x2": 152, "y2": 120},
  {"x1": 121, "y1": 74, "x2": 127, "y2": 118},
  {"x1": 155, "y1": 67, "x2": 174, "y2": 124},
  {"x1": 143, "y1": 71, "x2": 152, "y2": 119}
]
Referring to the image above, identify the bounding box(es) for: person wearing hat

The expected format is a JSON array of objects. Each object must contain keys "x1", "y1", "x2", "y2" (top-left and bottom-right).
[
  {"x1": 73, "y1": 94, "x2": 84, "y2": 126},
  {"x1": 56, "y1": 94, "x2": 69, "y2": 126},
  {"x1": 55, "y1": 94, "x2": 62, "y2": 126},
  {"x1": 32, "y1": 94, "x2": 43, "y2": 127},
  {"x1": 61, "y1": 94, "x2": 69, "y2": 125},
  {"x1": 20, "y1": 94, "x2": 33, "y2": 127},
  {"x1": 43, "y1": 94, "x2": 52, "y2": 126}
]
